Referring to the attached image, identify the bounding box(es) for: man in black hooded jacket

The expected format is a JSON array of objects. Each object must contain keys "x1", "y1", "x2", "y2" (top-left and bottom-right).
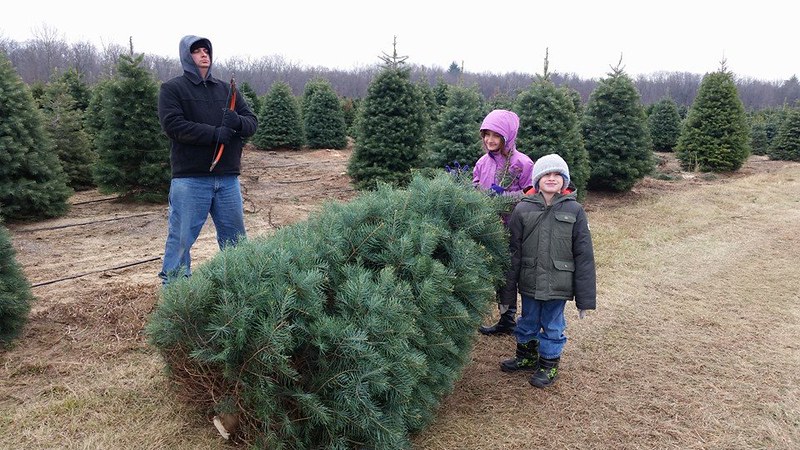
[{"x1": 157, "y1": 35, "x2": 258, "y2": 285}]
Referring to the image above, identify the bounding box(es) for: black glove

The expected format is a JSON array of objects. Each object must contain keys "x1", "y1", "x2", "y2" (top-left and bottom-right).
[
  {"x1": 214, "y1": 126, "x2": 235, "y2": 145},
  {"x1": 221, "y1": 108, "x2": 242, "y2": 130}
]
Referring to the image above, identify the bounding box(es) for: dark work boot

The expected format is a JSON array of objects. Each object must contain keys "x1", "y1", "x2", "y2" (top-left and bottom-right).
[
  {"x1": 479, "y1": 306, "x2": 517, "y2": 336},
  {"x1": 529, "y1": 357, "x2": 560, "y2": 388},
  {"x1": 500, "y1": 340, "x2": 539, "y2": 372}
]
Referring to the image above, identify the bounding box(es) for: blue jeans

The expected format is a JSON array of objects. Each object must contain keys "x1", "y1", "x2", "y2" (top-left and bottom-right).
[
  {"x1": 159, "y1": 175, "x2": 246, "y2": 284},
  {"x1": 514, "y1": 295, "x2": 568, "y2": 359}
]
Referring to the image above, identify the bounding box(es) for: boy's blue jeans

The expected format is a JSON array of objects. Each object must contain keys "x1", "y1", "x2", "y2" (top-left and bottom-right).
[
  {"x1": 514, "y1": 295, "x2": 568, "y2": 359},
  {"x1": 159, "y1": 175, "x2": 246, "y2": 285}
]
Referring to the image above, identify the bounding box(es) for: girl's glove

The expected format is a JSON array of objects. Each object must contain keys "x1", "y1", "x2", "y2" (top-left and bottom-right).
[
  {"x1": 489, "y1": 184, "x2": 505, "y2": 196},
  {"x1": 578, "y1": 310, "x2": 587, "y2": 320}
]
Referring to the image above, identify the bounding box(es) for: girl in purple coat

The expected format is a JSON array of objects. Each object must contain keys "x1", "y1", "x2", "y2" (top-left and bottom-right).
[{"x1": 473, "y1": 109, "x2": 534, "y2": 335}]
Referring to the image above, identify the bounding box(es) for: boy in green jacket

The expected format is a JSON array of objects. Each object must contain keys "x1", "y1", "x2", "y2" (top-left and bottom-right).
[{"x1": 499, "y1": 154, "x2": 596, "y2": 388}]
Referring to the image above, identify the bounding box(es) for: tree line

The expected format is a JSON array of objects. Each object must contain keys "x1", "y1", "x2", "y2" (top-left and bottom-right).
[
  {"x1": 2, "y1": 41, "x2": 800, "y2": 225},
  {"x1": 2, "y1": 29, "x2": 799, "y2": 110}
]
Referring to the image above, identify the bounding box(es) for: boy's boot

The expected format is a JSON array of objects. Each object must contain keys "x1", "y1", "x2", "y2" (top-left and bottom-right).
[
  {"x1": 479, "y1": 306, "x2": 516, "y2": 336},
  {"x1": 529, "y1": 357, "x2": 560, "y2": 388},
  {"x1": 500, "y1": 340, "x2": 539, "y2": 372}
]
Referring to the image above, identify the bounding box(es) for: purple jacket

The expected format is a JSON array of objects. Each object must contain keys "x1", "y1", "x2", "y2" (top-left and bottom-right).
[{"x1": 472, "y1": 110, "x2": 534, "y2": 194}]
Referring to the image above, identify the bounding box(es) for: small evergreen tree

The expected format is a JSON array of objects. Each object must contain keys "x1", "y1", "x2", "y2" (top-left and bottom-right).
[
  {"x1": 252, "y1": 80, "x2": 305, "y2": 150},
  {"x1": 433, "y1": 75, "x2": 450, "y2": 109},
  {"x1": 0, "y1": 223, "x2": 34, "y2": 347},
  {"x1": 768, "y1": 106, "x2": 800, "y2": 161},
  {"x1": 347, "y1": 42, "x2": 426, "y2": 190},
  {"x1": 583, "y1": 61, "x2": 654, "y2": 192},
  {"x1": 676, "y1": 61, "x2": 750, "y2": 172},
  {"x1": 424, "y1": 84, "x2": 484, "y2": 169},
  {"x1": 447, "y1": 61, "x2": 462, "y2": 78},
  {"x1": 300, "y1": 76, "x2": 326, "y2": 116},
  {"x1": 58, "y1": 67, "x2": 92, "y2": 111},
  {"x1": 93, "y1": 53, "x2": 170, "y2": 201},
  {"x1": 28, "y1": 80, "x2": 46, "y2": 102},
  {"x1": 748, "y1": 112, "x2": 770, "y2": 156},
  {"x1": 341, "y1": 97, "x2": 359, "y2": 137},
  {"x1": 677, "y1": 104, "x2": 689, "y2": 120},
  {"x1": 416, "y1": 78, "x2": 440, "y2": 132},
  {"x1": 486, "y1": 88, "x2": 515, "y2": 112},
  {"x1": 302, "y1": 77, "x2": 347, "y2": 150},
  {"x1": 83, "y1": 78, "x2": 112, "y2": 153},
  {"x1": 763, "y1": 107, "x2": 789, "y2": 148},
  {"x1": 649, "y1": 96, "x2": 682, "y2": 152},
  {"x1": 40, "y1": 78, "x2": 96, "y2": 190},
  {"x1": 0, "y1": 51, "x2": 71, "y2": 221},
  {"x1": 234, "y1": 81, "x2": 260, "y2": 145},
  {"x1": 565, "y1": 87, "x2": 584, "y2": 117},
  {"x1": 516, "y1": 57, "x2": 590, "y2": 200},
  {"x1": 238, "y1": 81, "x2": 262, "y2": 117}
]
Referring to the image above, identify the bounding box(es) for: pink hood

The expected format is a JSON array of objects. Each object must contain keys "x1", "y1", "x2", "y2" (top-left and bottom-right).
[
  {"x1": 473, "y1": 109, "x2": 533, "y2": 193},
  {"x1": 480, "y1": 109, "x2": 519, "y2": 153}
]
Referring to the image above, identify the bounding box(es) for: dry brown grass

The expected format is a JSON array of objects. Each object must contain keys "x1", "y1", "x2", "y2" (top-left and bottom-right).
[
  {"x1": 414, "y1": 155, "x2": 800, "y2": 449},
  {"x1": 1, "y1": 152, "x2": 799, "y2": 449}
]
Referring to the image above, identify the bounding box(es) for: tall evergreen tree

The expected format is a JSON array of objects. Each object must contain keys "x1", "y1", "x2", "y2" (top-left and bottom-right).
[
  {"x1": 768, "y1": 106, "x2": 800, "y2": 161},
  {"x1": 0, "y1": 51, "x2": 71, "y2": 221},
  {"x1": 516, "y1": 57, "x2": 590, "y2": 200},
  {"x1": 347, "y1": 45, "x2": 426, "y2": 190},
  {"x1": 302, "y1": 77, "x2": 347, "y2": 150},
  {"x1": 583, "y1": 62, "x2": 654, "y2": 192},
  {"x1": 93, "y1": 53, "x2": 170, "y2": 201},
  {"x1": 40, "y1": 78, "x2": 96, "y2": 190},
  {"x1": 252, "y1": 80, "x2": 305, "y2": 150},
  {"x1": 0, "y1": 223, "x2": 34, "y2": 347},
  {"x1": 649, "y1": 96, "x2": 682, "y2": 152},
  {"x1": 424, "y1": 84, "x2": 484, "y2": 169},
  {"x1": 676, "y1": 62, "x2": 750, "y2": 172}
]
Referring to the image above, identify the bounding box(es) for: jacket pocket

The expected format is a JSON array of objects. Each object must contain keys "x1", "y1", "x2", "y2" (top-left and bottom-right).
[
  {"x1": 553, "y1": 212, "x2": 576, "y2": 238},
  {"x1": 553, "y1": 260, "x2": 574, "y2": 272},
  {"x1": 551, "y1": 259, "x2": 575, "y2": 295}
]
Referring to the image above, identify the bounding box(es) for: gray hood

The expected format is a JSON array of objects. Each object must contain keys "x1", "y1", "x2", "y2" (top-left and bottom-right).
[{"x1": 178, "y1": 35, "x2": 212, "y2": 83}]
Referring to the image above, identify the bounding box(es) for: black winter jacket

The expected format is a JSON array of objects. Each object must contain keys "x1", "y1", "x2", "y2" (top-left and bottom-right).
[
  {"x1": 507, "y1": 190, "x2": 596, "y2": 310},
  {"x1": 158, "y1": 35, "x2": 257, "y2": 177}
]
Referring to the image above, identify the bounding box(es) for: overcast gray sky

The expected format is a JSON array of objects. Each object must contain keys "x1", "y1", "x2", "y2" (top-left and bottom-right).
[{"x1": 1, "y1": 0, "x2": 795, "y2": 82}]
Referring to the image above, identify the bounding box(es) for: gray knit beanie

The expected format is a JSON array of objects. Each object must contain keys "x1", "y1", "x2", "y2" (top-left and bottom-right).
[{"x1": 532, "y1": 154, "x2": 570, "y2": 189}]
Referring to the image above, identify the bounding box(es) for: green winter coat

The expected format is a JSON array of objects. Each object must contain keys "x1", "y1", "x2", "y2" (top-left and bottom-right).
[{"x1": 507, "y1": 190, "x2": 596, "y2": 310}]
